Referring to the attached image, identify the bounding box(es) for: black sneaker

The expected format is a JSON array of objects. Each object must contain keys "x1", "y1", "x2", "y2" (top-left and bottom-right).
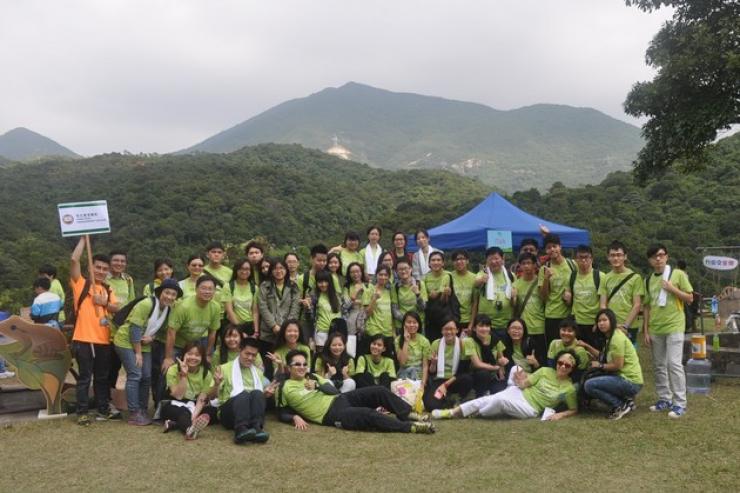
[
  {"x1": 253, "y1": 430, "x2": 270, "y2": 444},
  {"x1": 234, "y1": 427, "x2": 256, "y2": 444},
  {"x1": 607, "y1": 403, "x2": 632, "y2": 421}
]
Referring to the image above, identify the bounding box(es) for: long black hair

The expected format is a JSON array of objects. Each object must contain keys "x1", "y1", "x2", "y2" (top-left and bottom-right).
[
  {"x1": 344, "y1": 261, "x2": 366, "y2": 289},
  {"x1": 276, "y1": 318, "x2": 305, "y2": 347},
  {"x1": 471, "y1": 314, "x2": 497, "y2": 365},
  {"x1": 218, "y1": 325, "x2": 242, "y2": 364},
  {"x1": 320, "y1": 331, "x2": 351, "y2": 372},
  {"x1": 315, "y1": 269, "x2": 340, "y2": 313},
  {"x1": 179, "y1": 342, "x2": 211, "y2": 379},
  {"x1": 501, "y1": 318, "x2": 533, "y2": 361}
]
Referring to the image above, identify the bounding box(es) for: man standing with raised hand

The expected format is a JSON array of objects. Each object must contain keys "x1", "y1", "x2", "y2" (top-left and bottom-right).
[
  {"x1": 70, "y1": 237, "x2": 119, "y2": 426},
  {"x1": 538, "y1": 234, "x2": 575, "y2": 346},
  {"x1": 568, "y1": 245, "x2": 604, "y2": 350},
  {"x1": 643, "y1": 244, "x2": 693, "y2": 419},
  {"x1": 599, "y1": 241, "x2": 643, "y2": 346}
]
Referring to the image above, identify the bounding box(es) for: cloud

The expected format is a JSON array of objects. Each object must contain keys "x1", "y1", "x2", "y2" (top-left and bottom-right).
[{"x1": 0, "y1": 0, "x2": 672, "y2": 155}]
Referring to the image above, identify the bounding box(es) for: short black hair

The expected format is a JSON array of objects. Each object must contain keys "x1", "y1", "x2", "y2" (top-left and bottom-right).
[
  {"x1": 344, "y1": 231, "x2": 360, "y2": 243},
  {"x1": 286, "y1": 349, "x2": 309, "y2": 366},
  {"x1": 367, "y1": 225, "x2": 382, "y2": 237},
  {"x1": 310, "y1": 244, "x2": 328, "y2": 257},
  {"x1": 607, "y1": 240, "x2": 627, "y2": 255},
  {"x1": 559, "y1": 316, "x2": 577, "y2": 330},
  {"x1": 677, "y1": 260, "x2": 687, "y2": 270},
  {"x1": 244, "y1": 241, "x2": 264, "y2": 254},
  {"x1": 517, "y1": 252, "x2": 537, "y2": 264},
  {"x1": 485, "y1": 246, "x2": 504, "y2": 258},
  {"x1": 543, "y1": 234, "x2": 561, "y2": 247},
  {"x1": 206, "y1": 241, "x2": 225, "y2": 252},
  {"x1": 520, "y1": 238, "x2": 539, "y2": 249},
  {"x1": 33, "y1": 277, "x2": 51, "y2": 290},
  {"x1": 474, "y1": 314, "x2": 492, "y2": 326},
  {"x1": 92, "y1": 254, "x2": 110, "y2": 265},
  {"x1": 646, "y1": 243, "x2": 668, "y2": 258},
  {"x1": 239, "y1": 337, "x2": 260, "y2": 350},
  {"x1": 451, "y1": 249, "x2": 469, "y2": 260},
  {"x1": 196, "y1": 274, "x2": 220, "y2": 288},
  {"x1": 109, "y1": 250, "x2": 127, "y2": 259},
  {"x1": 576, "y1": 245, "x2": 593, "y2": 256},
  {"x1": 38, "y1": 264, "x2": 57, "y2": 278}
]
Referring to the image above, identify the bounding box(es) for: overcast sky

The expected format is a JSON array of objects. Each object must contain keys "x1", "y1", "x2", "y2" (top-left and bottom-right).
[{"x1": 0, "y1": 0, "x2": 673, "y2": 156}]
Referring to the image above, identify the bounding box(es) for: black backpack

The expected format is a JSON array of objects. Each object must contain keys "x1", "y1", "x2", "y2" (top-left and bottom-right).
[
  {"x1": 112, "y1": 296, "x2": 157, "y2": 327},
  {"x1": 569, "y1": 269, "x2": 601, "y2": 299}
]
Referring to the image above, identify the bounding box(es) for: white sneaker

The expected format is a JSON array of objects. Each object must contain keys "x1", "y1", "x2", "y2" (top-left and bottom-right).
[{"x1": 0, "y1": 370, "x2": 15, "y2": 379}]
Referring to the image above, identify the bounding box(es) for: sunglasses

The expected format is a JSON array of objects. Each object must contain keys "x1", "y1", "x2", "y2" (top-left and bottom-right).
[{"x1": 557, "y1": 360, "x2": 574, "y2": 369}]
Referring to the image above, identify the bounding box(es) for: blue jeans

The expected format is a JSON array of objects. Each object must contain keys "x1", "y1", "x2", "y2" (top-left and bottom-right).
[
  {"x1": 584, "y1": 375, "x2": 642, "y2": 409},
  {"x1": 0, "y1": 357, "x2": 6, "y2": 372},
  {"x1": 115, "y1": 346, "x2": 152, "y2": 414}
]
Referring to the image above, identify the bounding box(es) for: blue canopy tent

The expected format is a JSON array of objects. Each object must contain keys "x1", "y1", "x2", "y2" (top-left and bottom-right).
[{"x1": 407, "y1": 193, "x2": 590, "y2": 252}]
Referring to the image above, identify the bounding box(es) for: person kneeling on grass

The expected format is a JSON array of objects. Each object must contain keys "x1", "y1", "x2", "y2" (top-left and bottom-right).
[
  {"x1": 314, "y1": 332, "x2": 357, "y2": 393},
  {"x1": 424, "y1": 319, "x2": 474, "y2": 411},
  {"x1": 161, "y1": 343, "x2": 218, "y2": 440},
  {"x1": 432, "y1": 350, "x2": 579, "y2": 421},
  {"x1": 581, "y1": 309, "x2": 643, "y2": 420},
  {"x1": 277, "y1": 350, "x2": 434, "y2": 434},
  {"x1": 354, "y1": 334, "x2": 397, "y2": 389},
  {"x1": 213, "y1": 337, "x2": 276, "y2": 444}
]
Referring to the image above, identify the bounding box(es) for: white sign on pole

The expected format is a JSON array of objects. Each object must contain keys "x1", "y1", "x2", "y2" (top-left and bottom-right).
[
  {"x1": 703, "y1": 255, "x2": 739, "y2": 271},
  {"x1": 57, "y1": 200, "x2": 111, "y2": 237}
]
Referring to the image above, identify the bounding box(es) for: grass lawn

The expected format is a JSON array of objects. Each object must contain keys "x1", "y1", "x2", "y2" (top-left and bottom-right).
[{"x1": 2, "y1": 346, "x2": 739, "y2": 492}]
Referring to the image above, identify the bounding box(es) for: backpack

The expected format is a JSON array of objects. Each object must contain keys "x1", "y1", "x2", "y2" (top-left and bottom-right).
[
  {"x1": 569, "y1": 269, "x2": 601, "y2": 299},
  {"x1": 112, "y1": 296, "x2": 157, "y2": 327}
]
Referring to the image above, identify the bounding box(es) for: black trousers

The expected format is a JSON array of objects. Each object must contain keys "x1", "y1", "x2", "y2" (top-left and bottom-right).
[
  {"x1": 257, "y1": 339, "x2": 276, "y2": 380},
  {"x1": 74, "y1": 342, "x2": 111, "y2": 415},
  {"x1": 577, "y1": 324, "x2": 604, "y2": 352},
  {"x1": 150, "y1": 340, "x2": 166, "y2": 405},
  {"x1": 471, "y1": 370, "x2": 506, "y2": 397},
  {"x1": 220, "y1": 390, "x2": 266, "y2": 432},
  {"x1": 109, "y1": 349, "x2": 122, "y2": 390},
  {"x1": 322, "y1": 386, "x2": 412, "y2": 432},
  {"x1": 529, "y1": 334, "x2": 547, "y2": 367},
  {"x1": 161, "y1": 402, "x2": 218, "y2": 433},
  {"x1": 545, "y1": 318, "x2": 565, "y2": 347},
  {"x1": 423, "y1": 374, "x2": 474, "y2": 411},
  {"x1": 354, "y1": 372, "x2": 392, "y2": 390}
]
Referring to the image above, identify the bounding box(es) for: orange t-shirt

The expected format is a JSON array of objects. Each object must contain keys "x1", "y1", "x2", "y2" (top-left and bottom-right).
[{"x1": 71, "y1": 276, "x2": 117, "y2": 344}]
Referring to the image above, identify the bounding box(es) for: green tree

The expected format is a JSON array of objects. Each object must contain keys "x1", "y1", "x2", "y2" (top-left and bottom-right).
[{"x1": 624, "y1": 0, "x2": 740, "y2": 181}]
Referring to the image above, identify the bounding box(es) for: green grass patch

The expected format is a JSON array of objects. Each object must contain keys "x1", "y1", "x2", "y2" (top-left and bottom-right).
[{"x1": 3, "y1": 347, "x2": 739, "y2": 492}]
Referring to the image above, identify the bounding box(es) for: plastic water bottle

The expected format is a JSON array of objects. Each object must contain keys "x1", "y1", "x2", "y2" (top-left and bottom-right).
[{"x1": 686, "y1": 358, "x2": 712, "y2": 394}]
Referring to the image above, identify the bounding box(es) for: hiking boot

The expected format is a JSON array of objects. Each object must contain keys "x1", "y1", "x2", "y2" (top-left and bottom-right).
[
  {"x1": 607, "y1": 403, "x2": 632, "y2": 421},
  {"x1": 253, "y1": 429, "x2": 270, "y2": 444},
  {"x1": 234, "y1": 427, "x2": 257, "y2": 444},
  {"x1": 410, "y1": 422, "x2": 436, "y2": 434},
  {"x1": 407, "y1": 411, "x2": 430, "y2": 422},
  {"x1": 127, "y1": 411, "x2": 152, "y2": 426},
  {"x1": 668, "y1": 405, "x2": 686, "y2": 419},
  {"x1": 185, "y1": 414, "x2": 210, "y2": 440},
  {"x1": 649, "y1": 400, "x2": 671, "y2": 412},
  {"x1": 77, "y1": 414, "x2": 91, "y2": 427}
]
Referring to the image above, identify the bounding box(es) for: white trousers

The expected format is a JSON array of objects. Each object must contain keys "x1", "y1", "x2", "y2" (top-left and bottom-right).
[
  {"x1": 459, "y1": 385, "x2": 538, "y2": 419},
  {"x1": 650, "y1": 332, "x2": 687, "y2": 408}
]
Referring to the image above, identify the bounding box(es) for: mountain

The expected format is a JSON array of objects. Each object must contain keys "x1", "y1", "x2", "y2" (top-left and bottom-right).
[
  {"x1": 0, "y1": 144, "x2": 489, "y2": 306},
  {"x1": 0, "y1": 127, "x2": 80, "y2": 161},
  {"x1": 182, "y1": 82, "x2": 643, "y2": 190}
]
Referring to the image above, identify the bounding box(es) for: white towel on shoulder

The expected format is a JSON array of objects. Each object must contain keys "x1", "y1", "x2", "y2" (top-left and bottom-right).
[
  {"x1": 658, "y1": 265, "x2": 671, "y2": 307},
  {"x1": 437, "y1": 336, "x2": 460, "y2": 379},
  {"x1": 486, "y1": 267, "x2": 512, "y2": 301}
]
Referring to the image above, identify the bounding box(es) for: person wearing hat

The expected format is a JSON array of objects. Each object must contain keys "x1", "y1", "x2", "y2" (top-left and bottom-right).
[{"x1": 114, "y1": 278, "x2": 183, "y2": 426}]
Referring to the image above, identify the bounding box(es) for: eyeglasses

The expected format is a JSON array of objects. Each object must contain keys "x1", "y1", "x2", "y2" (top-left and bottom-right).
[
  {"x1": 557, "y1": 361, "x2": 574, "y2": 369},
  {"x1": 291, "y1": 362, "x2": 308, "y2": 367}
]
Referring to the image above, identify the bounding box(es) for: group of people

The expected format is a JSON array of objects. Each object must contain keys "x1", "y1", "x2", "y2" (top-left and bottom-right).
[{"x1": 24, "y1": 226, "x2": 694, "y2": 444}]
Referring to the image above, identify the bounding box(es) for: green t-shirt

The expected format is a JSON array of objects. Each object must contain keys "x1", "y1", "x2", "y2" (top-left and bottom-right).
[
  {"x1": 643, "y1": 268, "x2": 693, "y2": 335},
  {"x1": 423, "y1": 271, "x2": 451, "y2": 298},
  {"x1": 538, "y1": 259, "x2": 575, "y2": 318},
  {"x1": 107, "y1": 275, "x2": 136, "y2": 305},
  {"x1": 463, "y1": 336, "x2": 505, "y2": 363},
  {"x1": 451, "y1": 271, "x2": 477, "y2": 324},
  {"x1": 204, "y1": 264, "x2": 233, "y2": 287},
  {"x1": 314, "y1": 356, "x2": 355, "y2": 377},
  {"x1": 606, "y1": 329, "x2": 643, "y2": 385},
  {"x1": 165, "y1": 365, "x2": 215, "y2": 401},
  {"x1": 571, "y1": 270, "x2": 605, "y2": 325},
  {"x1": 142, "y1": 279, "x2": 161, "y2": 297},
  {"x1": 354, "y1": 355, "x2": 397, "y2": 380},
  {"x1": 274, "y1": 343, "x2": 312, "y2": 371},
  {"x1": 362, "y1": 286, "x2": 393, "y2": 337},
  {"x1": 339, "y1": 250, "x2": 364, "y2": 275},
  {"x1": 546, "y1": 339, "x2": 590, "y2": 370},
  {"x1": 430, "y1": 338, "x2": 469, "y2": 379},
  {"x1": 113, "y1": 297, "x2": 168, "y2": 352},
  {"x1": 522, "y1": 367, "x2": 577, "y2": 413},
  {"x1": 221, "y1": 281, "x2": 258, "y2": 323},
  {"x1": 178, "y1": 278, "x2": 199, "y2": 300},
  {"x1": 512, "y1": 276, "x2": 545, "y2": 335},
  {"x1": 475, "y1": 270, "x2": 514, "y2": 329},
  {"x1": 395, "y1": 334, "x2": 431, "y2": 372},
  {"x1": 50, "y1": 278, "x2": 66, "y2": 323},
  {"x1": 390, "y1": 282, "x2": 428, "y2": 329},
  {"x1": 217, "y1": 361, "x2": 268, "y2": 405},
  {"x1": 512, "y1": 342, "x2": 533, "y2": 373},
  {"x1": 598, "y1": 269, "x2": 643, "y2": 327},
  {"x1": 278, "y1": 375, "x2": 336, "y2": 424},
  {"x1": 168, "y1": 296, "x2": 221, "y2": 348},
  {"x1": 315, "y1": 292, "x2": 342, "y2": 333},
  {"x1": 212, "y1": 348, "x2": 264, "y2": 370}
]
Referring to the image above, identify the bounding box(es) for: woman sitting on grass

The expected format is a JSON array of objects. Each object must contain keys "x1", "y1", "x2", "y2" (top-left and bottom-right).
[
  {"x1": 267, "y1": 319, "x2": 311, "y2": 376},
  {"x1": 500, "y1": 318, "x2": 539, "y2": 374},
  {"x1": 432, "y1": 350, "x2": 579, "y2": 421},
  {"x1": 354, "y1": 334, "x2": 397, "y2": 389},
  {"x1": 464, "y1": 314, "x2": 507, "y2": 397},
  {"x1": 581, "y1": 308, "x2": 643, "y2": 420},
  {"x1": 161, "y1": 342, "x2": 218, "y2": 440},
  {"x1": 424, "y1": 319, "x2": 473, "y2": 411},
  {"x1": 314, "y1": 332, "x2": 356, "y2": 393}
]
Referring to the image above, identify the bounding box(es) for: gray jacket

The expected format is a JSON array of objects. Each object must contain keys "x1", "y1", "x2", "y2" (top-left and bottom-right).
[{"x1": 258, "y1": 280, "x2": 301, "y2": 344}]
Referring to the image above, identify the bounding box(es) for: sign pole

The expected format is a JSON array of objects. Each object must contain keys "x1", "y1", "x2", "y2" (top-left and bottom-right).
[{"x1": 84, "y1": 234, "x2": 102, "y2": 317}]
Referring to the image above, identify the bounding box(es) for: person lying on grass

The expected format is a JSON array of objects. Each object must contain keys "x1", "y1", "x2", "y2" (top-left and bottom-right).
[
  {"x1": 432, "y1": 350, "x2": 579, "y2": 421},
  {"x1": 161, "y1": 342, "x2": 218, "y2": 440},
  {"x1": 213, "y1": 337, "x2": 277, "y2": 444},
  {"x1": 276, "y1": 349, "x2": 435, "y2": 434}
]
